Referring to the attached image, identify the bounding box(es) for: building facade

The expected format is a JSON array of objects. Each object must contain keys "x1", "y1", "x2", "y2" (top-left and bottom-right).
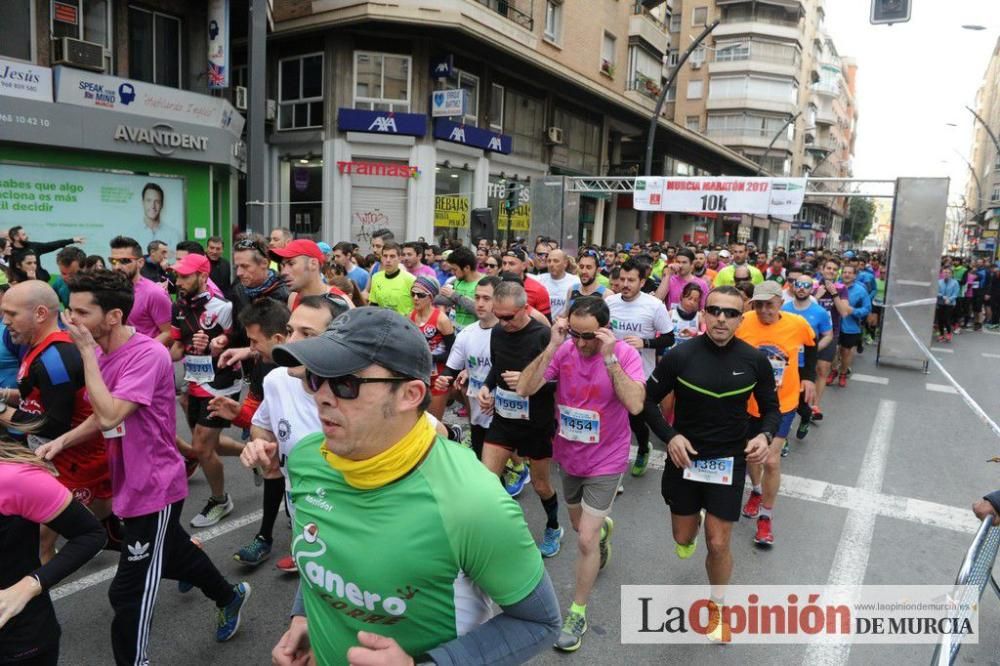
[
  {"x1": 0, "y1": 1, "x2": 245, "y2": 260},
  {"x1": 964, "y1": 37, "x2": 1000, "y2": 260}
]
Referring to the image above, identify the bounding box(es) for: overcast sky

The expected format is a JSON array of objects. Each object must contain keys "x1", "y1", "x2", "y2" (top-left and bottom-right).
[{"x1": 822, "y1": 0, "x2": 1000, "y2": 202}]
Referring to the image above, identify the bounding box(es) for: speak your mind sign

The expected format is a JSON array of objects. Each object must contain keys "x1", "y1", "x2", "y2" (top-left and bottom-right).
[
  {"x1": 633, "y1": 177, "x2": 807, "y2": 216},
  {"x1": 0, "y1": 163, "x2": 186, "y2": 258}
]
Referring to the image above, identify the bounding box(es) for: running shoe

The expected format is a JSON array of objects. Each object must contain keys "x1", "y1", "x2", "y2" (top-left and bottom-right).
[
  {"x1": 754, "y1": 516, "x2": 774, "y2": 546},
  {"x1": 780, "y1": 442, "x2": 790, "y2": 457},
  {"x1": 796, "y1": 420, "x2": 810, "y2": 441},
  {"x1": 185, "y1": 457, "x2": 200, "y2": 480},
  {"x1": 826, "y1": 370, "x2": 838, "y2": 386},
  {"x1": 446, "y1": 423, "x2": 464, "y2": 443},
  {"x1": 936, "y1": 335, "x2": 946, "y2": 343},
  {"x1": 503, "y1": 465, "x2": 530, "y2": 497},
  {"x1": 811, "y1": 406, "x2": 824, "y2": 422},
  {"x1": 675, "y1": 536, "x2": 698, "y2": 560},
  {"x1": 631, "y1": 450, "x2": 649, "y2": 477},
  {"x1": 216, "y1": 582, "x2": 252, "y2": 642},
  {"x1": 275, "y1": 555, "x2": 298, "y2": 574},
  {"x1": 456, "y1": 405, "x2": 469, "y2": 418},
  {"x1": 553, "y1": 609, "x2": 588, "y2": 652},
  {"x1": 616, "y1": 483, "x2": 625, "y2": 496},
  {"x1": 234, "y1": 535, "x2": 272, "y2": 567},
  {"x1": 539, "y1": 526, "x2": 564, "y2": 558},
  {"x1": 599, "y1": 517, "x2": 614, "y2": 570},
  {"x1": 191, "y1": 495, "x2": 234, "y2": 528},
  {"x1": 742, "y1": 491, "x2": 763, "y2": 518},
  {"x1": 946, "y1": 332, "x2": 953, "y2": 343},
  {"x1": 838, "y1": 372, "x2": 848, "y2": 388},
  {"x1": 706, "y1": 603, "x2": 731, "y2": 644}
]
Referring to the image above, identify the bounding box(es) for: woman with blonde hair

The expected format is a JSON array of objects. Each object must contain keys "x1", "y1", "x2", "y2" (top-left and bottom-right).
[{"x1": 0, "y1": 436, "x2": 106, "y2": 665}]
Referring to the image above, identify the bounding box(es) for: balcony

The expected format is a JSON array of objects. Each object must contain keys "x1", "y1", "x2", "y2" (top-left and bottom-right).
[
  {"x1": 474, "y1": 0, "x2": 534, "y2": 30},
  {"x1": 709, "y1": 47, "x2": 799, "y2": 79},
  {"x1": 706, "y1": 127, "x2": 792, "y2": 151},
  {"x1": 715, "y1": 19, "x2": 801, "y2": 43},
  {"x1": 813, "y1": 79, "x2": 839, "y2": 98},
  {"x1": 625, "y1": 73, "x2": 663, "y2": 109},
  {"x1": 630, "y1": 6, "x2": 670, "y2": 53},
  {"x1": 705, "y1": 96, "x2": 798, "y2": 115},
  {"x1": 815, "y1": 104, "x2": 837, "y2": 125}
]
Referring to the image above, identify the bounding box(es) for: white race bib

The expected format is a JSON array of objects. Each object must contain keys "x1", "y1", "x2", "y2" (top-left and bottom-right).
[
  {"x1": 102, "y1": 423, "x2": 126, "y2": 439},
  {"x1": 183, "y1": 354, "x2": 216, "y2": 385},
  {"x1": 558, "y1": 405, "x2": 600, "y2": 444},
  {"x1": 682, "y1": 457, "x2": 734, "y2": 486},
  {"x1": 467, "y1": 375, "x2": 485, "y2": 398},
  {"x1": 769, "y1": 357, "x2": 786, "y2": 387},
  {"x1": 495, "y1": 388, "x2": 530, "y2": 420}
]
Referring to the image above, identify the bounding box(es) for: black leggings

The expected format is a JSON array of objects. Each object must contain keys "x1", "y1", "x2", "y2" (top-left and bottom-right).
[
  {"x1": 8, "y1": 645, "x2": 59, "y2": 665},
  {"x1": 935, "y1": 304, "x2": 954, "y2": 336}
]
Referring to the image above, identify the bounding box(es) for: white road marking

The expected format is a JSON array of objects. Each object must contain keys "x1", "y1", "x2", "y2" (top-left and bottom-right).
[
  {"x1": 926, "y1": 383, "x2": 959, "y2": 394},
  {"x1": 983, "y1": 353, "x2": 1000, "y2": 359},
  {"x1": 848, "y1": 373, "x2": 890, "y2": 385},
  {"x1": 51, "y1": 510, "x2": 264, "y2": 601},
  {"x1": 930, "y1": 347, "x2": 954, "y2": 354},
  {"x1": 803, "y1": 399, "x2": 896, "y2": 665}
]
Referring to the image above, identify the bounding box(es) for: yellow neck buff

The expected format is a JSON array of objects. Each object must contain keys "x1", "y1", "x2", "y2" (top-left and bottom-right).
[{"x1": 320, "y1": 414, "x2": 436, "y2": 490}]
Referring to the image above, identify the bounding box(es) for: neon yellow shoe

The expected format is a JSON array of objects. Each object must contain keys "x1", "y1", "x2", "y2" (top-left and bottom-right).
[{"x1": 675, "y1": 538, "x2": 698, "y2": 559}]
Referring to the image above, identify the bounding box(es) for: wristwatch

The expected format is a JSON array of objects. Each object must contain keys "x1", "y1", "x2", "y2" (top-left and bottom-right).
[
  {"x1": 760, "y1": 432, "x2": 774, "y2": 445},
  {"x1": 604, "y1": 354, "x2": 619, "y2": 368}
]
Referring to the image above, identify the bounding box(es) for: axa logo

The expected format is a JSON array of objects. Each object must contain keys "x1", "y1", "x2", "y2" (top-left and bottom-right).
[
  {"x1": 127, "y1": 541, "x2": 151, "y2": 562},
  {"x1": 487, "y1": 136, "x2": 503, "y2": 152},
  {"x1": 368, "y1": 116, "x2": 398, "y2": 133},
  {"x1": 449, "y1": 126, "x2": 466, "y2": 143}
]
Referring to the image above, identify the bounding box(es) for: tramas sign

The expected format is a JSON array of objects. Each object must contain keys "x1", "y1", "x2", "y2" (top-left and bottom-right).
[{"x1": 633, "y1": 177, "x2": 806, "y2": 216}]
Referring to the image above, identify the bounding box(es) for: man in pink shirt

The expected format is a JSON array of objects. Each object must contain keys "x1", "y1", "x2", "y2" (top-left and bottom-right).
[
  {"x1": 655, "y1": 248, "x2": 709, "y2": 311},
  {"x1": 402, "y1": 241, "x2": 438, "y2": 279},
  {"x1": 36, "y1": 270, "x2": 250, "y2": 664},
  {"x1": 517, "y1": 295, "x2": 646, "y2": 652},
  {"x1": 109, "y1": 236, "x2": 172, "y2": 345}
]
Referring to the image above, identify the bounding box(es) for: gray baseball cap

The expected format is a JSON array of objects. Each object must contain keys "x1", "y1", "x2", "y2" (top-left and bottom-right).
[
  {"x1": 750, "y1": 280, "x2": 784, "y2": 302},
  {"x1": 271, "y1": 307, "x2": 432, "y2": 384}
]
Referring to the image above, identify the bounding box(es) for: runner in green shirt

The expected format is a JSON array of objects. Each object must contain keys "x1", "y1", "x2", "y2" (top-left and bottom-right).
[
  {"x1": 270, "y1": 307, "x2": 560, "y2": 665},
  {"x1": 368, "y1": 242, "x2": 415, "y2": 316},
  {"x1": 438, "y1": 246, "x2": 481, "y2": 329}
]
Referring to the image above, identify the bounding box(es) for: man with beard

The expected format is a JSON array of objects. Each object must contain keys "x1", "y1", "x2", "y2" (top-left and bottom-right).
[
  {"x1": 109, "y1": 236, "x2": 172, "y2": 346},
  {"x1": 169, "y1": 254, "x2": 243, "y2": 528},
  {"x1": 271, "y1": 239, "x2": 348, "y2": 310},
  {"x1": 693, "y1": 250, "x2": 717, "y2": 285},
  {"x1": 8, "y1": 227, "x2": 85, "y2": 284},
  {"x1": 500, "y1": 248, "x2": 551, "y2": 319},
  {"x1": 568, "y1": 250, "x2": 608, "y2": 306}
]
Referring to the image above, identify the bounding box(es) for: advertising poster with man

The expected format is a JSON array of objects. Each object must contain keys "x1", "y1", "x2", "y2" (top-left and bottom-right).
[{"x1": 0, "y1": 162, "x2": 185, "y2": 257}]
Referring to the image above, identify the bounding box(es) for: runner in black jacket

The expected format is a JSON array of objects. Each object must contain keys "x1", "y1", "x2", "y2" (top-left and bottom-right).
[{"x1": 642, "y1": 285, "x2": 779, "y2": 642}]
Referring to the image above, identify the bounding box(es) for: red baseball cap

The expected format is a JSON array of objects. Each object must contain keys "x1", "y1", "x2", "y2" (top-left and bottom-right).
[
  {"x1": 171, "y1": 254, "x2": 211, "y2": 276},
  {"x1": 269, "y1": 239, "x2": 325, "y2": 263}
]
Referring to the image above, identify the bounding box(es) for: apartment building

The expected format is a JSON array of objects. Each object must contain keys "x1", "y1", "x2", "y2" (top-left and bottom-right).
[
  {"x1": 964, "y1": 36, "x2": 1000, "y2": 259},
  {"x1": 0, "y1": 1, "x2": 245, "y2": 256},
  {"x1": 664, "y1": 0, "x2": 856, "y2": 249}
]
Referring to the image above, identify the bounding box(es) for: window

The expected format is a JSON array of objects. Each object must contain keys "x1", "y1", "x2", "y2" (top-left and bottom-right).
[
  {"x1": 709, "y1": 75, "x2": 797, "y2": 104},
  {"x1": 1, "y1": 0, "x2": 32, "y2": 61},
  {"x1": 994, "y1": 153, "x2": 1000, "y2": 171},
  {"x1": 668, "y1": 49, "x2": 679, "y2": 68},
  {"x1": 686, "y1": 116, "x2": 701, "y2": 132},
  {"x1": 665, "y1": 82, "x2": 676, "y2": 101},
  {"x1": 506, "y1": 88, "x2": 545, "y2": 161},
  {"x1": 489, "y1": 83, "x2": 504, "y2": 132},
  {"x1": 669, "y1": 12, "x2": 682, "y2": 32},
  {"x1": 554, "y1": 107, "x2": 602, "y2": 173},
  {"x1": 544, "y1": 1, "x2": 562, "y2": 41},
  {"x1": 992, "y1": 185, "x2": 1000, "y2": 203},
  {"x1": 278, "y1": 53, "x2": 324, "y2": 130},
  {"x1": 691, "y1": 46, "x2": 706, "y2": 67},
  {"x1": 354, "y1": 52, "x2": 412, "y2": 112},
  {"x1": 128, "y1": 7, "x2": 181, "y2": 87},
  {"x1": 687, "y1": 80, "x2": 703, "y2": 99},
  {"x1": 692, "y1": 7, "x2": 708, "y2": 26},
  {"x1": 628, "y1": 45, "x2": 663, "y2": 98},
  {"x1": 456, "y1": 70, "x2": 479, "y2": 126},
  {"x1": 53, "y1": 0, "x2": 112, "y2": 53},
  {"x1": 706, "y1": 112, "x2": 793, "y2": 139},
  {"x1": 601, "y1": 32, "x2": 616, "y2": 76}
]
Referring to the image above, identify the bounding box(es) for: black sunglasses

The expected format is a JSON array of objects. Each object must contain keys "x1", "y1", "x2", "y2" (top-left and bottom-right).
[
  {"x1": 567, "y1": 328, "x2": 598, "y2": 340},
  {"x1": 705, "y1": 305, "x2": 742, "y2": 319},
  {"x1": 304, "y1": 369, "x2": 409, "y2": 399},
  {"x1": 410, "y1": 291, "x2": 430, "y2": 299},
  {"x1": 496, "y1": 312, "x2": 520, "y2": 321},
  {"x1": 485, "y1": 262, "x2": 498, "y2": 268},
  {"x1": 108, "y1": 257, "x2": 137, "y2": 266},
  {"x1": 235, "y1": 238, "x2": 268, "y2": 257}
]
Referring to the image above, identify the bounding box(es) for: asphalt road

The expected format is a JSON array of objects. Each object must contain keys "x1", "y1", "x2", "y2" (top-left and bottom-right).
[{"x1": 50, "y1": 324, "x2": 1000, "y2": 665}]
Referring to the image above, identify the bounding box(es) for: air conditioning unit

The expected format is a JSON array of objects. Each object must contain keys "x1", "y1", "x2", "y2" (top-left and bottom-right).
[
  {"x1": 266, "y1": 99, "x2": 277, "y2": 122},
  {"x1": 691, "y1": 61, "x2": 702, "y2": 69},
  {"x1": 546, "y1": 126, "x2": 564, "y2": 145},
  {"x1": 52, "y1": 37, "x2": 105, "y2": 72},
  {"x1": 234, "y1": 86, "x2": 248, "y2": 111}
]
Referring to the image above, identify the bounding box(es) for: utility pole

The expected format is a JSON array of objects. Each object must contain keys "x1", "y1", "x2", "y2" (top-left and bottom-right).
[
  {"x1": 757, "y1": 111, "x2": 801, "y2": 177},
  {"x1": 246, "y1": 0, "x2": 268, "y2": 235}
]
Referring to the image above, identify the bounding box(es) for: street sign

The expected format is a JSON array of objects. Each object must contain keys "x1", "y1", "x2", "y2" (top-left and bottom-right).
[{"x1": 431, "y1": 89, "x2": 465, "y2": 117}]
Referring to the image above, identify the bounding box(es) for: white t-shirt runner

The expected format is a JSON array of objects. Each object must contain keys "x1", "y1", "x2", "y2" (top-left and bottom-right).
[
  {"x1": 444, "y1": 322, "x2": 494, "y2": 429},
  {"x1": 252, "y1": 368, "x2": 322, "y2": 493},
  {"x1": 536, "y1": 273, "x2": 580, "y2": 318},
  {"x1": 606, "y1": 292, "x2": 673, "y2": 376}
]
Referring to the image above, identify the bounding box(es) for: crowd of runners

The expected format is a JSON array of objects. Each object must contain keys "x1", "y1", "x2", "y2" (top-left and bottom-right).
[{"x1": 1, "y1": 222, "x2": 996, "y2": 664}]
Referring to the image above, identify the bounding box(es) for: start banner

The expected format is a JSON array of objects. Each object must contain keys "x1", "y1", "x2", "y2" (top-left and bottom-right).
[{"x1": 633, "y1": 177, "x2": 807, "y2": 216}]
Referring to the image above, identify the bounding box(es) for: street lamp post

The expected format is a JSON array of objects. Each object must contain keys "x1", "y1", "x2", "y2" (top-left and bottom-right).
[
  {"x1": 757, "y1": 111, "x2": 801, "y2": 177},
  {"x1": 639, "y1": 19, "x2": 720, "y2": 232}
]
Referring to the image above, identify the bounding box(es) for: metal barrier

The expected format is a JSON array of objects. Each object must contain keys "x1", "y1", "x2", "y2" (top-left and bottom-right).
[{"x1": 931, "y1": 516, "x2": 1000, "y2": 665}]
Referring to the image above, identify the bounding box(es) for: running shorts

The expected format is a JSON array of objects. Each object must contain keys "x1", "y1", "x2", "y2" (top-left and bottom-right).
[
  {"x1": 485, "y1": 417, "x2": 554, "y2": 460},
  {"x1": 775, "y1": 410, "x2": 796, "y2": 439},
  {"x1": 661, "y1": 455, "x2": 747, "y2": 522},
  {"x1": 54, "y1": 448, "x2": 112, "y2": 506},
  {"x1": 186, "y1": 394, "x2": 232, "y2": 430},
  {"x1": 562, "y1": 472, "x2": 622, "y2": 517},
  {"x1": 838, "y1": 332, "x2": 861, "y2": 349},
  {"x1": 817, "y1": 343, "x2": 836, "y2": 363}
]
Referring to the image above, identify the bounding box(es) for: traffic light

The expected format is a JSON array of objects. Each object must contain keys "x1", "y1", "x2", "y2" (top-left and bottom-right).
[
  {"x1": 504, "y1": 181, "x2": 519, "y2": 212},
  {"x1": 870, "y1": 0, "x2": 910, "y2": 25}
]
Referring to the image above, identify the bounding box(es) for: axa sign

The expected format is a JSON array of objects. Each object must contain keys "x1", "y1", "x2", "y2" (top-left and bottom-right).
[
  {"x1": 433, "y1": 119, "x2": 512, "y2": 155},
  {"x1": 337, "y1": 107, "x2": 426, "y2": 137}
]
